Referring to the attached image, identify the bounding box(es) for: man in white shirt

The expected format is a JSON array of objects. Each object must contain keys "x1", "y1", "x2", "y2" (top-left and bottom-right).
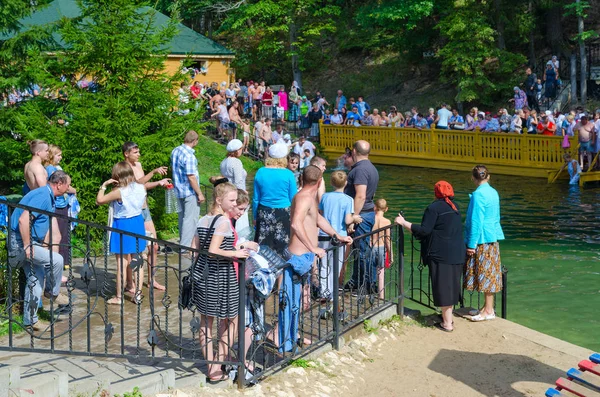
[
  {"x1": 293, "y1": 136, "x2": 315, "y2": 157},
  {"x1": 434, "y1": 103, "x2": 452, "y2": 129}
]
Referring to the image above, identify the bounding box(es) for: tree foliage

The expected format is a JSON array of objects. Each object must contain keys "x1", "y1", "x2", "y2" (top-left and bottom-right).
[
  {"x1": 436, "y1": 0, "x2": 526, "y2": 104},
  {"x1": 0, "y1": 0, "x2": 202, "y2": 228}
]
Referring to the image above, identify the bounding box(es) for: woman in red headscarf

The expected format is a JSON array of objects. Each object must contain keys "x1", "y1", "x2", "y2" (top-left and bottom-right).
[{"x1": 395, "y1": 181, "x2": 466, "y2": 332}]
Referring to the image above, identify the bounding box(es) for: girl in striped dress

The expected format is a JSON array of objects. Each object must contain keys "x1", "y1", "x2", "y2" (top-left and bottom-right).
[{"x1": 192, "y1": 181, "x2": 250, "y2": 382}]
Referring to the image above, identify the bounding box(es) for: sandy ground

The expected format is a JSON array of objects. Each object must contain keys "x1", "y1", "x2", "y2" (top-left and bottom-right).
[{"x1": 174, "y1": 314, "x2": 593, "y2": 397}]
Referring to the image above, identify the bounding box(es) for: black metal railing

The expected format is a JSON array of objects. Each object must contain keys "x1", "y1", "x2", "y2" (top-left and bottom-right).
[
  {"x1": 0, "y1": 198, "x2": 404, "y2": 388},
  {"x1": 406, "y1": 235, "x2": 508, "y2": 319}
]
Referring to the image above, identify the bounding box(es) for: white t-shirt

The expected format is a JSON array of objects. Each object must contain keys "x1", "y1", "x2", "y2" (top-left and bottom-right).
[
  {"x1": 436, "y1": 108, "x2": 452, "y2": 127},
  {"x1": 294, "y1": 141, "x2": 315, "y2": 156}
]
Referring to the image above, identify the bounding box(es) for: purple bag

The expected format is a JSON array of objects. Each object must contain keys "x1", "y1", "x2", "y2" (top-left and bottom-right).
[{"x1": 562, "y1": 135, "x2": 571, "y2": 149}]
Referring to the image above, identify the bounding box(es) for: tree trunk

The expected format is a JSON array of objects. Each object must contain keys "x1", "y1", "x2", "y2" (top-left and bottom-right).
[
  {"x1": 494, "y1": 0, "x2": 506, "y2": 50},
  {"x1": 545, "y1": 5, "x2": 564, "y2": 55},
  {"x1": 207, "y1": 11, "x2": 213, "y2": 39},
  {"x1": 571, "y1": 53, "x2": 578, "y2": 104},
  {"x1": 577, "y1": 0, "x2": 587, "y2": 105},
  {"x1": 528, "y1": 0, "x2": 536, "y2": 68},
  {"x1": 289, "y1": 22, "x2": 302, "y2": 90}
]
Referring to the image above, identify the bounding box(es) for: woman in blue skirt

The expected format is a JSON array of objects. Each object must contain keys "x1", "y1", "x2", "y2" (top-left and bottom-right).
[{"x1": 97, "y1": 161, "x2": 147, "y2": 304}]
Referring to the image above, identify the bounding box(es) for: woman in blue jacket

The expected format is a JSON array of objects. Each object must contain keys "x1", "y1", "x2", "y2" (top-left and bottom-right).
[{"x1": 464, "y1": 165, "x2": 504, "y2": 321}]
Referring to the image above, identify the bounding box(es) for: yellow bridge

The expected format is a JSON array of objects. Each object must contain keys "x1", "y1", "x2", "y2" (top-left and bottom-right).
[{"x1": 320, "y1": 123, "x2": 600, "y2": 186}]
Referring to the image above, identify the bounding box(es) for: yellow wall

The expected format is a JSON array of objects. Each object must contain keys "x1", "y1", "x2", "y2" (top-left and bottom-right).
[{"x1": 164, "y1": 57, "x2": 235, "y2": 85}]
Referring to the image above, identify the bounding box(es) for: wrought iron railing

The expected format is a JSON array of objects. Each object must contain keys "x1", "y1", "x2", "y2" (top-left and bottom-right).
[
  {"x1": 406, "y1": 235, "x2": 508, "y2": 319},
  {"x1": 0, "y1": 198, "x2": 404, "y2": 388}
]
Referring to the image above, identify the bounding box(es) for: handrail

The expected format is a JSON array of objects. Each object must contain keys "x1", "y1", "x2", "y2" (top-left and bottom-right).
[{"x1": 320, "y1": 123, "x2": 578, "y2": 175}]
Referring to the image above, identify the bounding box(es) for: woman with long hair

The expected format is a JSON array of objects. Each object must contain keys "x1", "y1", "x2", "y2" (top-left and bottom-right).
[
  {"x1": 96, "y1": 162, "x2": 147, "y2": 304},
  {"x1": 191, "y1": 182, "x2": 250, "y2": 382},
  {"x1": 464, "y1": 165, "x2": 505, "y2": 322}
]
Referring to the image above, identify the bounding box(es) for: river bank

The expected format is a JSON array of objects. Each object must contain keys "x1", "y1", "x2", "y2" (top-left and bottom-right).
[{"x1": 173, "y1": 311, "x2": 592, "y2": 397}]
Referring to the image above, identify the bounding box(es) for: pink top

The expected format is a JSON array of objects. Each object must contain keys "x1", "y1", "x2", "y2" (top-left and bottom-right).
[{"x1": 277, "y1": 91, "x2": 289, "y2": 111}]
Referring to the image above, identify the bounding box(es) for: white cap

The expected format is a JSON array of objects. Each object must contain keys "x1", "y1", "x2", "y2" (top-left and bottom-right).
[
  {"x1": 226, "y1": 139, "x2": 243, "y2": 152},
  {"x1": 284, "y1": 134, "x2": 291, "y2": 141},
  {"x1": 545, "y1": 110, "x2": 552, "y2": 116},
  {"x1": 268, "y1": 143, "x2": 289, "y2": 159}
]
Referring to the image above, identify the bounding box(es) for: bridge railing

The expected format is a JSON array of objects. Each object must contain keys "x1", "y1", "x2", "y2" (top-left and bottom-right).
[{"x1": 321, "y1": 124, "x2": 578, "y2": 172}]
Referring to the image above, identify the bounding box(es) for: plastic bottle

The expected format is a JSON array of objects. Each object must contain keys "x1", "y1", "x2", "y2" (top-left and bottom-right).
[{"x1": 165, "y1": 183, "x2": 180, "y2": 214}]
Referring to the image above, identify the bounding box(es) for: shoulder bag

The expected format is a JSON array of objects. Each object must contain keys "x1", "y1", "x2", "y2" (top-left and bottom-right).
[{"x1": 179, "y1": 214, "x2": 223, "y2": 310}]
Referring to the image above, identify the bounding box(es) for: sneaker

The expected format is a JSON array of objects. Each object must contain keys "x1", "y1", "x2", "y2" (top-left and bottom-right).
[
  {"x1": 44, "y1": 292, "x2": 69, "y2": 306},
  {"x1": 28, "y1": 319, "x2": 50, "y2": 331}
]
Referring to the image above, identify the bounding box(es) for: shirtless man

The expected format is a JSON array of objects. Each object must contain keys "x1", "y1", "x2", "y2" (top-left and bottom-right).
[
  {"x1": 24, "y1": 139, "x2": 50, "y2": 193},
  {"x1": 278, "y1": 166, "x2": 352, "y2": 351},
  {"x1": 574, "y1": 115, "x2": 595, "y2": 170},
  {"x1": 259, "y1": 118, "x2": 273, "y2": 159},
  {"x1": 252, "y1": 82, "x2": 262, "y2": 119},
  {"x1": 122, "y1": 142, "x2": 170, "y2": 291},
  {"x1": 209, "y1": 90, "x2": 224, "y2": 112},
  {"x1": 308, "y1": 156, "x2": 327, "y2": 203}
]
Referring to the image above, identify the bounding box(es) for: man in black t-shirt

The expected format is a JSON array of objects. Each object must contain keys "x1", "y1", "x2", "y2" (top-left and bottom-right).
[
  {"x1": 344, "y1": 140, "x2": 379, "y2": 292},
  {"x1": 524, "y1": 67, "x2": 539, "y2": 112}
]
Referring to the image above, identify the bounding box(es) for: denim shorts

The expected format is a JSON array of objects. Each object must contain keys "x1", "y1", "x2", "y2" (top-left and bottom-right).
[
  {"x1": 579, "y1": 140, "x2": 592, "y2": 153},
  {"x1": 141, "y1": 207, "x2": 152, "y2": 222}
]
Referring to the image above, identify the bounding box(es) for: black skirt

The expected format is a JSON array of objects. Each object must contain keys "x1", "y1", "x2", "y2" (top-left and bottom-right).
[
  {"x1": 254, "y1": 204, "x2": 291, "y2": 257},
  {"x1": 429, "y1": 261, "x2": 462, "y2": 307}
]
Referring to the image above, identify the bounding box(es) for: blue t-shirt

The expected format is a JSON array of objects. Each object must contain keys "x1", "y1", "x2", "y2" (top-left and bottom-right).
[
  {"x1": 10, "y1": 185, "x2": 56, "y2": 243},
  {"x1": 46, "y1": 165, "x2": 68, "y2": 208},
  {"x1": 253, "y1": 167, "x2": 298, "y2": 216},
  {"x1": 437, "y1": 108, "x2": 452, "y2": 127},
  {"x1": 319, "y1": 192, "x2": 354, "y2": 237}
]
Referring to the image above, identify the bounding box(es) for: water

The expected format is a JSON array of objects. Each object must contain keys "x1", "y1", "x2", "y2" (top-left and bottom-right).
[{"x1": 371, "y1": 164, "x2": 600, "y2": 351}]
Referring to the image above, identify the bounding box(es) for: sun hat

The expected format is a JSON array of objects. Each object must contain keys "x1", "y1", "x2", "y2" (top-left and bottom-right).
[
  {"x1": 269, "y1": 143, "x2": 289, "y2": 159},
  {"x1": 283, "y1": 134, "x2": 291, "y2": 141},
  {"x1": 226, "y1": 139, "x2": 243, "y2": 152},
  {"x1": 545, "y1": 110, "x2": 552, "y2": 116}
]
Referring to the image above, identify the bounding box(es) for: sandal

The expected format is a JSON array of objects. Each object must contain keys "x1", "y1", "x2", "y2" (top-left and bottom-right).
[
  {"x1": 469, "y1": 312, "x2": 495, "y2": 322},
  {"x1": 434, "y1": 322, "x2": 453, "y2": 333},
  {"x1": 107, "y1": 297, "x2": 123, "y2": 305}
]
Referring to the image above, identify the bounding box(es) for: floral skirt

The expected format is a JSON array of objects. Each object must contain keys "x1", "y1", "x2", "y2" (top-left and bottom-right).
[
  {"x1": 254, "y1": 204, "x2": 291, "y2": 257},
  {"x1": 463, "y1": 242, "x2": 502, "y2": 293}
]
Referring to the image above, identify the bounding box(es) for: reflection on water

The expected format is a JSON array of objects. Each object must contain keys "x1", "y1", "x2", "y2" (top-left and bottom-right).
[{"x1": 370, "y1": 165, "x2": 600, "y2": 351}]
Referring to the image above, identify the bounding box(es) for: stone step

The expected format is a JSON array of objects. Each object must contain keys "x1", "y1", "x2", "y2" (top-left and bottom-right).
[
  {"x1": 20, "y1": 371, "x2": 68, "y2": 397},
  {"x1": 0, "y1": 366, "x2": 21, "y2": 397},
  {"x1": 0, "y1": 351, "x2": 209, "y2": 397}
]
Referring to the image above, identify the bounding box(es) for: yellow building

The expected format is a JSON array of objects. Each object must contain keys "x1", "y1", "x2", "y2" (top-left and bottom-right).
[{"x1": 4, "y1": 0, "x2": 235, "y2": 84}]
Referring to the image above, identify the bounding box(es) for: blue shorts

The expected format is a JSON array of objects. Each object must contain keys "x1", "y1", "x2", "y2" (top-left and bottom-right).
[{"x1": 579, "y1": 141, "x2": 592, "y2": 153}]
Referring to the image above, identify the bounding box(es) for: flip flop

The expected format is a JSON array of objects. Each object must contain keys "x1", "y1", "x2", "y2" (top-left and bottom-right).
[{"x1": 434, "y1": 322, "x2": 453, "y2": 333}]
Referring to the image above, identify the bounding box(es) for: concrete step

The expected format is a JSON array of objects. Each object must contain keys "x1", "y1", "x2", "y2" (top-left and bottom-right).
[
  {"x1": 110, "y1": 368, "x2": 175, "y2": 396},
  {"x1": 20, "y1": 371, "x2": 68, "y2": 397},
  {"x1": 69, "y1": 378, "x2": 110, "y2": 397},
  {"x1": 0, "y1": 366, "x2": 21, "y2": 397}
]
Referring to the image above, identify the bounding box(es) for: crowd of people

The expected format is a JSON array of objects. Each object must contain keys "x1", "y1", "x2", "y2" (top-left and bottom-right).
[{"x1": 7, "y1": 127, "x2": 508, "y2": 382}]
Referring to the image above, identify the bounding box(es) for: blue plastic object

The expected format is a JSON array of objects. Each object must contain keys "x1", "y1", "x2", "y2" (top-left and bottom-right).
[
  {"x1": 568, "y1": 367, "x2": 600, "y2": 391},
  {"x1": 591, "y1": 353, "x2": 600, "y2": 364},
  {"x1": 545, "y1": 388, "x2": 562, "y2": 397}
]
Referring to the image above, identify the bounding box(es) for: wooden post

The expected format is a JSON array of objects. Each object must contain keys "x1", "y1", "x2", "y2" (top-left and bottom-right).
[
  {"x1": 431, "y1": 128, "x2": 438, "y2": 157},
  {"x1": 474, "y1": 128, "x2": 482, "y2": 161},
  {"x1": 521, "y1": 133, "x2": 530, "y2": 166}
]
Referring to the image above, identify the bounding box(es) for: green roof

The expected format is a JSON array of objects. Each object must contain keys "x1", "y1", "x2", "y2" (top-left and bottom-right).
[{"x1": 1, "y1": 0, "x2": 234, "y2": 57}]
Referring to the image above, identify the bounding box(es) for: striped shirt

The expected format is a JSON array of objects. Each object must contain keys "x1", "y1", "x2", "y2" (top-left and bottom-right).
[{"x1": 170, "y1": 144, "x2": 199, "y2": 199}]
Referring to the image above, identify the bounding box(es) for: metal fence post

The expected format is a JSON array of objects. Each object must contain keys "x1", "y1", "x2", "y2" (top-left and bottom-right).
[
  {"x1": 501, "y1": 269, "x2": 508, "y2": 319},
  {"x1": 237, "y1": 259, "x2": 246, "y2": 389},
  {"x1": 332, "y1": 245, "x2": 340, "y2": 350},
  {"x1": 397, "y1": 225, "x2": 404, "y2": 317}
]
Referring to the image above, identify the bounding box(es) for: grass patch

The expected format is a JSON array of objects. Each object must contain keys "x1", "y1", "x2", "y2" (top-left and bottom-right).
[
  {"x1": 0, "y1": 315, "x2": 25, "y2": 337},
  {"x1": 363, "y1": 319, "x2": 378, "y2": 334},
  {"x1": 289, "y1": 358, "x2": 318, "y2": 368}
]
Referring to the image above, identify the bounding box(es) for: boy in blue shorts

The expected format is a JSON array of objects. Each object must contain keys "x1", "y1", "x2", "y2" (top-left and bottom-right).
[{"x1": 317, "y1": 171, "x2": 359, "y2": 300}]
